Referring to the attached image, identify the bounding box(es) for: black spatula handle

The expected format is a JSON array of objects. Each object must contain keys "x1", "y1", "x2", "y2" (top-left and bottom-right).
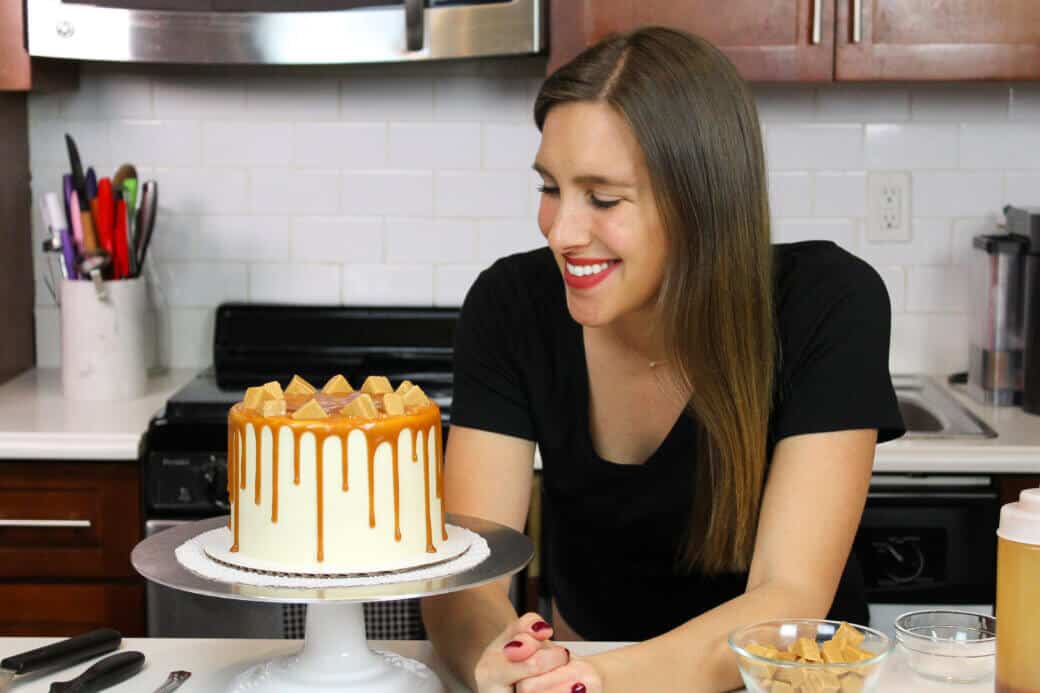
[
  {"x1": 0, "y1": 629, "x2": 121, "y2": 675},
  {"x1": 48, "y1": 651, "x2": 145, "y2": 693}
]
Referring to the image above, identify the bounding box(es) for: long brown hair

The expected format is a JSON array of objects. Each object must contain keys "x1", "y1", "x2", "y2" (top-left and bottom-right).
[{"x1": 534, "y1": 27, "x2": 775, "y2": 574}]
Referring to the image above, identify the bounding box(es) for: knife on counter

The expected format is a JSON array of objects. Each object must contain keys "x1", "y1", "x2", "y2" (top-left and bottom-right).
[
  {"x1": 48, "y1": 651, "x2": 145, "y2": 693},
  {"x1": 65, "y1": 133, "x2": 99, "y2": 255},
  {"x1": 0, "y1": 628, "x2": 121, "y2": 692}
]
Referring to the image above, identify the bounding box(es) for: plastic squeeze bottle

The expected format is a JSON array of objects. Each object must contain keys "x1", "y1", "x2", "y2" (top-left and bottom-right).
[{"x1": 996, "y1": 486, "x2": 1040, "y2": 693}]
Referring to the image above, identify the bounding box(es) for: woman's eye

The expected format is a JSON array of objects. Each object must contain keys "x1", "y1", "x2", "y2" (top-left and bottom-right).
[
  {"x1": 537, "y1": 184, "x2": 560, "y2": 196},
  {"x1": 589, "y1": 193, "x2": 621, "y2": 209}
]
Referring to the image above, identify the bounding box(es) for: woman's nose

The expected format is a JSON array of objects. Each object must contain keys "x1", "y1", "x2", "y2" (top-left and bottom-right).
[{"x1": 545, "y1": 202, "x2": 591, "y2": 252}]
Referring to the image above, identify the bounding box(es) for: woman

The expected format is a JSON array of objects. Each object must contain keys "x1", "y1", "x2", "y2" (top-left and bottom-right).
[{"x1": 422, "y1": 27, "x2": 903, "y2": 693}]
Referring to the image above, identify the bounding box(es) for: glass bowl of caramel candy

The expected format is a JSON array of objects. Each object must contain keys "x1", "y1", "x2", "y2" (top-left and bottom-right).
[{"x1": 728, "y1": 619, "x2": 892, "y2": 693}]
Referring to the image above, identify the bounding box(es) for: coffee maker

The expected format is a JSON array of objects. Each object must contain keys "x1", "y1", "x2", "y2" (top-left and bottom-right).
[{"x1": 968, "y1": 206, "x2": 1040, "y2": 412}]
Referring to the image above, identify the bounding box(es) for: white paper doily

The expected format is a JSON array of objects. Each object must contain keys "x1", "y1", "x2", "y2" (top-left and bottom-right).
[
  {"x1": 201, "y1": 525, "x2": 473, "y2": 575},
  {"x1": 175, "y1": 523, "x2": 490, "y2": 588}
]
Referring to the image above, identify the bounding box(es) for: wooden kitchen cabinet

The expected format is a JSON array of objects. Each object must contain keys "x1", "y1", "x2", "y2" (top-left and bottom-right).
[
  {"x1": 0, "y1": 462, "x2": 145, "y2": 636},
  {"x1": 0, "y1": 0, "x2": 76, "y2": 91},
  {"x1": 549, "y1": 0, "x2": 834, "y2": 81},
  {"x1": 836, "y1": 0, "x2": 1040, "y2": 80}
]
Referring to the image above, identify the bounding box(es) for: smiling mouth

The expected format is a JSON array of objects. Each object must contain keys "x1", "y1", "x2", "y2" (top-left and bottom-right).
[{"x1": 565, "y1": 259, "x2": 620, "y2": 277}]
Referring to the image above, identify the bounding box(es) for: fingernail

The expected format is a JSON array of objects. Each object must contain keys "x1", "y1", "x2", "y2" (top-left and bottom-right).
[
  {"x1": 505, "y1": 640, "x2": 523, "y2": 649},
  {"x1": 564, "y1": 647, "x2": 571, "y2": 658},
  {"x1": 572, "y1": 684, "x2": 587, "y2": 693},
  {"x1": 532, "y1": 621, "x2": 551, "y2": 632}
]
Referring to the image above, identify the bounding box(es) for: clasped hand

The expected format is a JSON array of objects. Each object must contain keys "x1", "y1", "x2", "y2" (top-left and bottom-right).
[{"x1": 474, "y1": 612, "x2": 603, "y2": 693}]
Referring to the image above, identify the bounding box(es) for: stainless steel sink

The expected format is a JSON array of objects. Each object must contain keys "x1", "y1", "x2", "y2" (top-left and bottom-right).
[{"x1": 892, "y1": 375, "x2": 997, "y2": 439}]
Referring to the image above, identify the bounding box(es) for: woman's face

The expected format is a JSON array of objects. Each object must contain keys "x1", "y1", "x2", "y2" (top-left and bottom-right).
[{"x1": 534, "y1": 101, "x2": 668, "y2": 328}]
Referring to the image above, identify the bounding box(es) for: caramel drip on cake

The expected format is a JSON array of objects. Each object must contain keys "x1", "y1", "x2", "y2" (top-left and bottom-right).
[
  {"x1": 271, "y1": 426, "x2": 280, "y2": 522},
  {"x1": 226, "y1": 422, "x2": 234, "y2": 530},
  {"x1": 228, "y1": 401, "x2": 441, "y2": 562},
  {"x1": 253, "y1": 425, "x2": 261, "y2": 505}
]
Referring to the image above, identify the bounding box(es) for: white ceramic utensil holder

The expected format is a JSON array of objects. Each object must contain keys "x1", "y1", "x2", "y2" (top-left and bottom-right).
[{"x1": 61, "y1": 277, "x2": 152, "y2": 401}]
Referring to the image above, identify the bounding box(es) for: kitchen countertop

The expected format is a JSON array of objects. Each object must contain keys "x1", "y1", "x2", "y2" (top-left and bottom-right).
[
  {"x1": 0, "y1": 368, "x2": 196, "y2": 461},
  {"x1": 0, "y1": 637, "x2": 995, "y2": 692},
  {"x1": 0, "y1": 369, "x2": 1036, "y2": 472}
]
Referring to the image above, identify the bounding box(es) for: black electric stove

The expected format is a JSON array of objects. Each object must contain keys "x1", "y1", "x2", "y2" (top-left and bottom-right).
[{"x1": 143, "y1": 303, "x2": 458, "y2": 518}]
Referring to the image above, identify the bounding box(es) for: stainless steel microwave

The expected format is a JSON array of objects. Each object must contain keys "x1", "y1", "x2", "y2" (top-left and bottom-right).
[{"x1": 26, "y1": 0, "x2": 543, "y2": 65}]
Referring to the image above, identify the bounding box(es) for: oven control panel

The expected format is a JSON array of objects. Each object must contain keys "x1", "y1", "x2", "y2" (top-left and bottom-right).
[{"x1": 145, "y1": 452, "x2": 229, "y2": 516}]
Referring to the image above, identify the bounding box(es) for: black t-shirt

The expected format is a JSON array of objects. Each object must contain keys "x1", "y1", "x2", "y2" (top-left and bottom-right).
[{"x1": 451, "y1": 241, "x2": 905, "y2": 642}]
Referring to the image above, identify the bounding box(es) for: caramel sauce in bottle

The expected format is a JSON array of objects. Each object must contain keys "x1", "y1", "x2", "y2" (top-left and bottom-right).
[
  {"x1": 996, "y1": 487, "x2": 1040, "y2": 693},
  {"x1": 227, "y1": 393, "x2": 443, "y2": 562}
]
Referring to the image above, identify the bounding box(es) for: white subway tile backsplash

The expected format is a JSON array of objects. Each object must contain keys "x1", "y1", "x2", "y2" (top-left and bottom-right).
[
  {"x1": 292, "y1": 123, "x2": 386, "y2": 168},
  {"x1": 907, "y1": 266, "x2": 969, "y2": 312},
  {"x1": 961, "y1": 124, "x2": 1040, "y2": 170},
  {"x1": 246, "y1": 76, "x2": 339, "y2": 121},
  {"x1": 763, "y1": 125, "x2": 863, "y2": 170},
  {"x1": 249, "y1": 262, "x2": 341, "y2": 304},
  {"x1": 859, "y1": 218, "x2": 952, "y2": 267},
  {"x1": 483, "y1": 123, "x2": 541, "y2": 170},
  {"x1": 149, "y1": 167, "x2": 249, "y2": 216},
  {"x1": 1010, "y1": 84, "x2": 1040, "y2": 121},
  {"x1": 911, "y1": 84, "x2": 1010, "y2": 121},
  {"x1": 342, "y1": 264, "x2": 434, "y2": 305},
  {"x1": 24, "y1": 68, "x2": 1034, "y2": 374},
  {"x1": 290, "y1": 217, "x2": 384, "y2": 263},
  {"x1": 435, "y1": 264, "x2": 485, "y2": 306},
  {"x1": 773, "y1": 219, "x2": 856, "y2": 252},
  {"x1": 154, "y1": 74, "x2": 247, "y2": 119},
  {"x1": 751, "y1": 85, "x2": 816, "y2": 122},
  {"x1": 342, "y1": 171, "x2": 433, "y2": 216},
  {"x1": 1004, "y1": 173, "x2": 1040, "y2": 206},
  {"x1": 817, "y1": 85, "x2": 910, "y2": 122},
  {"x1": 386, "y1": 218, "x2": 477, "y2": 264},
  {"x1": 342, "y1": 76, "x2": 434, "y2": 122},
  {"x1": 478, "y1": 219, "x2": 543, "y2": 262},
  {"x1": 153, "y1": 262, "x2": 248, "y2": 307},
  {"x1": 436, "y1": 171, "x2": 530, "y2": 217},
  {"x1": 864, "y1": 124, "x2": 958, "y2": 170},
  {"x1": 203, "y1": 123, "x2": 293, "y2": 166},
  {"x1": 767, "y1": 172, "x2": 813, "y2": 217},
  {"x1": 814, "y1": 172, "x2": 866, "y2": 218},
  {"x1": 114, "y1": 120, "x2": 201, "y2": 167},
  {"x1": 250, "y1": 169, "x2": 341, "y2": 215},
  {"x1": 388, "y1": 123, "x2": 481, "y2": 169},
  {"x1": 912, "y1": 171, "x2": 1003, "y2": 218}
]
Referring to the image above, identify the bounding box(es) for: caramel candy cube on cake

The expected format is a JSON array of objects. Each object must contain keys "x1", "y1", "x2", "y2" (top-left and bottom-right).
[
  {"x1": 262, "y1": 399, "x2": 287, "y2": 417},
  {"x1": 395, "y1": 380, "x2": 414, "y2": 395},
  {"x1": 383, "y1": 392, "x2": 405, "y2": 415},
  {"x1": 402, "y1": 385, "x2": 430, "y2": 407},
  {"x1": 292, "y1": 399, "x2": 328, "y2": 420},
  {"x1": 262, "y1": 381, "x2": 284, "y2": 399},
  {"x1": 242, "y1": 386, "x2": 266, "y2": 410},
  {"x1": 341, "y1": 393, "x2": 377, "y2": 419},
  {"x1": 322, "y1": 374, "x2": 353, "y2": 394},
  {"x1": 285, "y1": 374, "x2": 317, "y2": 395},
  {"x1": 361, "y1": 376, "x2": 393, "y2": 394}
]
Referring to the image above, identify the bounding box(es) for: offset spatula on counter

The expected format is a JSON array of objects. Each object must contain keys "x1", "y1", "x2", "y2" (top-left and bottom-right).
[
  {"x1": 0, "y1": 629, "x2": 121, "y2": 692},
  {"x1": 49, "y1": 651, "x2": 145, "y2": 693}
]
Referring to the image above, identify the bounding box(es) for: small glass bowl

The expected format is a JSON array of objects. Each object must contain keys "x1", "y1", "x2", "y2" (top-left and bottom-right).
[
  {"x1": 894, "y1": 610, "x2": 996, "y2": 683},
  {"x1": 729, "y1": 619, "x2": 893, "y2": 693}
]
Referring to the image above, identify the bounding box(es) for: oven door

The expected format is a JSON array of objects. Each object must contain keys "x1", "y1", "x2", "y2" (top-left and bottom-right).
[
  {"x1": 26, "y1": 0, "x2": 543, "y2": 64},
  {"x1": 857, "y1": 475, "x2": 998, "y2": 639},
  {"x1": 144, "y1": 519, "x2": 287, "y2": 638}
]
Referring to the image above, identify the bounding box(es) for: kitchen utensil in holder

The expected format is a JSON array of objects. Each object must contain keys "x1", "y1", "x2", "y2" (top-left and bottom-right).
[
  {"x1": 131, "y1": 515, "x2": 533, "y2": 693},
  {"x1": 60, "y1": 276, "x2": 153, "y2": 401}
]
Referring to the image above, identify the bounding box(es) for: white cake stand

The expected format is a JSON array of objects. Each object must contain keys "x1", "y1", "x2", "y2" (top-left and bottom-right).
[{"x1": 131, "y1": 514, "x2": 533, "y2": 693}]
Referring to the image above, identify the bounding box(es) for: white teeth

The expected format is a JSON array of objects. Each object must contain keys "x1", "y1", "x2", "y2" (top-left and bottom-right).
[{"x1": 566, "y1": 261, "x2": 613, "y2": 277}]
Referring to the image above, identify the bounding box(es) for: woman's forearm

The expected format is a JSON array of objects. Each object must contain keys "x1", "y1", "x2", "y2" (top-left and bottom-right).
[
  {"x1": 593, "y1": 580, "x2": 832, "y2": 693},
  {"x1": 421, "y1": 579, "x2": 519, "y2": 690}
]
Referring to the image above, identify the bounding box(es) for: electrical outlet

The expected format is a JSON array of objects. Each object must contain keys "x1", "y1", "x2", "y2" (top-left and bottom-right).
[{"x1": 867, "y1": 172, "x2": 911, "y2": 242}]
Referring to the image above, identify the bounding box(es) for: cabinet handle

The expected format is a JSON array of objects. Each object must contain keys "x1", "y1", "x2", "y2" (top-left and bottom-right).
[
  {"x1": 405, "y1": 0, "x2": 424, "y2": 52},
  {"x1": 852, "y1": 0, "x2": 863, "y2": 43},
  {"x1": 0, "y1": 519, "x2": 92, "y2": 528},
  {"x1": 811, "y1": 0, "x2": 823, "y2": 44}
]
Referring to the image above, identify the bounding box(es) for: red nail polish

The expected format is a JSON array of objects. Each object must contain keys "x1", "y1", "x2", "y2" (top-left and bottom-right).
[
  {"x1": 572, "y1": 684, "x2": 587, "y2": 693},
  {"x1": 532, "y1": 621, "x2": 551, "y2": 632},
  {"x1": 505, "y1": 640, "x2": 523, "y2": 649}
]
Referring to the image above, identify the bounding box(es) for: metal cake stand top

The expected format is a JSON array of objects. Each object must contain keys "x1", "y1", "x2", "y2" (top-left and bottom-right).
[{"x1": 131, "y1": 514, "x2": 533, "y2": 605}]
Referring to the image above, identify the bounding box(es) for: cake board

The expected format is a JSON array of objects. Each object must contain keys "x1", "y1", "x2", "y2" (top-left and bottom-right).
[{"x1": 131, "y1": 514, "x2": 533, "y2": 693}]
